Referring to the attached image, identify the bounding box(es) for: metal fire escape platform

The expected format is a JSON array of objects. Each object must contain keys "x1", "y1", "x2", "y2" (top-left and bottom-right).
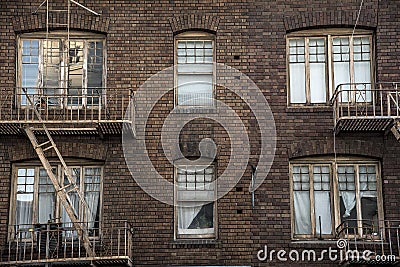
[{"x1": 331, "y1": 82, "x2": 400, "y2": 135}]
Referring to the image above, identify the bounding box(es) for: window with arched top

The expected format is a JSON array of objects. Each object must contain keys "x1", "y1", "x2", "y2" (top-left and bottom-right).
[
  {"x1": 287, "y1": 28, "x2": 374, "y2": 105},
  {"x1": 17, "y1": 31, "x2": 106, "y2": 108},
  {"x1": 174, "y1": 31, "x2": 215, "y2": 108},
  {"x1": 289, "y1": 156, "x2": 383, "y2": 239}
]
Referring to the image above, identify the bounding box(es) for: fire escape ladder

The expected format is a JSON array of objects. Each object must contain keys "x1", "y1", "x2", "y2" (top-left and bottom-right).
[{"x1": 22, "y1": 94, "x2": 95, "y2": 257}]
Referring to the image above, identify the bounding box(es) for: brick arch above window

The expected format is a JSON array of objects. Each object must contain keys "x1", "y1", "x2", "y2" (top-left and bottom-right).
[
  {"x1": 9, "y1": 140, "x2": 108, "y2": 162},
  {"x1": 284, "y1": 11, "x2": 377, "y2": 33},
  {"x1": 288, "y1": 139, "x2": 383, "y2": 160},
  {"x1": 12, "y1": 13, "x2": 110, "y2": 34},
  {"x1": 169, "y1": 14, "x2": 220, "y2": 35}
]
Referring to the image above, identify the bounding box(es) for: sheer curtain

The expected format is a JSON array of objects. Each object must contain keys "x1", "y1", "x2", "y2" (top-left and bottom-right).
[
  {"x1": 314, "y1": 191, "x2": 332, "y2": 234},
  {"x1": 294, "y1": 191, "x2": 311, "y2": 234},
  {"x1": 178, "y1": 205, "x2": 203, "y2": 231}
]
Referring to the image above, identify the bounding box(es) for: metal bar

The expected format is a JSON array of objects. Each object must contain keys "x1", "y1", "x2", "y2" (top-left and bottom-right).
[{"x1": 70, "y1": 0, "x2": 100, "y2": 16}]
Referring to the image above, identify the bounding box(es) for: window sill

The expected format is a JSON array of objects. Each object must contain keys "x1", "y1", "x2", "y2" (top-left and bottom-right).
[
  {"x1": 170, "y1": 238, "x2": 220, "y2": 248},
  {"x1": 286, "y1": 105, "x2": 333, "y2": 113},
  {"x1": 173, "y1": 106, "x2": 217, "y2": 114}
]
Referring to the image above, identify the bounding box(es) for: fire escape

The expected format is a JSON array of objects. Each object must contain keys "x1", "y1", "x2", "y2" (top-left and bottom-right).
[
  {"x1": 331, "y1": 82, "x2": 400, "y2": 266},
  {"x1": 0, "y1": 1, "x2": 134, "y2": 266}
]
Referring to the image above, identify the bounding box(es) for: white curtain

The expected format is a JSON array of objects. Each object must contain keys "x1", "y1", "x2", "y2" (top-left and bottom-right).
[
  {"x1": 178, "y1": 205, "x2": 202, "y2": 230},
  {"x1": 290, "y1": 63, "x2": 306, "y2": 103},
  {"x1": 38, "y1": 194, "x2": 55, "y2": 223},
  {"x1": 340, "y1": 191, "x2": 356, "y2": 218},
  {"x1": 293, "y1": 191, "x2": 311, "y2": 234},
  {"x1": 314, "y1": 191, "x2": 332, "y2": 234},
  {"x1": 85, "y1": 191, "x2": 100, "y2": 229},
  {"x1": 354, "y1": 62, "x2": 371, "y2": 102},
  {"x1": 16, "y1": 199, "x2": 33, "y2": 226}
]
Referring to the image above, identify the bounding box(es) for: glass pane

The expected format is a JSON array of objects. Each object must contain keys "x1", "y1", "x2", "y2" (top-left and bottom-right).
[
  {"x1": 310, "y1": 63, "x2": 326, "y2": 103},
  {"x1": 177, "y1": 74, "x2": 213, "y2": 106},
  {"x1": 178, "y1": 202, "x2": 214, "y2": 232},
  {"x1": 289, "y1": 63, "x2": 306, "y2": 103}
]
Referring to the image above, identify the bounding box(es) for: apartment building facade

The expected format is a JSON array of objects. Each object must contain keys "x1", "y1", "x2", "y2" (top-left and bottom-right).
[{"x1": 0, "y1": 0, "x2": 399, "y2": 266}]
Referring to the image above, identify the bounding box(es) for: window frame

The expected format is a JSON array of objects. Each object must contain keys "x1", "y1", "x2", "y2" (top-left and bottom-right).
[
  {"x1": 174, "y1": 160, "x2": 217, "y2": 240},
  {"x1": 289, "y1": 156, "x2": 383, "y2": 240},
  {"x1": 174, "y1": 31, "x2": 216, "y2": 108},
  {"x1": 9, "y1": 162, "x2": 104, "y2": 241},
  {"x1": 286, "y1": 28, "x2": 375, "y2": 106},
  {"x1": 16, "y1": 31, "x2": 107, "y2": 109}
]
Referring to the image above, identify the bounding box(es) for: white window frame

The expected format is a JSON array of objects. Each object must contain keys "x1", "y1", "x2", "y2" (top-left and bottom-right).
[
  {"x1": 174, "y1": 160, "x2": 217, "y2": 239},
  {"x1": 287, "y1": 28, "x2": 374, "y2": 106},
  {"x1": 289, "y1": 156, "x2": 383, "y2": 240},
  {"x1": 17, "y1": 31, "x2": 107, "y2": 109},
  {"x1": 9, "y1": 162, "x2": 103, "y2": 240},
  {"x1": 174, "y1": 31, "x2": 216, "y2": 108}
]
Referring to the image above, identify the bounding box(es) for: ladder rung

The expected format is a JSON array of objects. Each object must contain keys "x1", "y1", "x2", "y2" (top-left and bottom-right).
[
  {"x1": 37, "y1": 141, "x2": 51, "y2": 148},
  {"x1": 49, "y1": 9, "x2": 69, "y2": 12},
  {"x1": 58, "y1": 183, "x2": 75, "y2": 192},
  {"x1": 42, "y1": 145, "x2": 55, "y2": 152},
  {"x1": 48, "y1": 23, "x2": 69, "y2": 26}
]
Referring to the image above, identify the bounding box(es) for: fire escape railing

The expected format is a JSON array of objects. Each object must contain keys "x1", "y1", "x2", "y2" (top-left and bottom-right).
[
  {"x1": 0, "y1": 220, "x2": 133, "y2": 265},
  {"x1": 330, "y1": 82, "x2": 400, "y2": 131},
  {"x1": 335, "y1": 219, "x2": 400, "y2": 264},
  {"x1": 0, "y1": 87, "x2": 134, "y2": 123}
]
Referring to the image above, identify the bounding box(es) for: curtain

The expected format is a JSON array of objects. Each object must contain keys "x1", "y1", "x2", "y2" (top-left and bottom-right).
[
  {"x1": 293, "y1": 191, "x2": 311, "y2": 234},
  {"x1": 85, "y1": 191, "x2": 100, "y2": 229},
  {"x1": 178, "y1": 205, "x2": 203, "y2": 231},
  {"x1": 38, "y1": 193, "x2": 55, "y2": 223},
  {"x1": 340, "y1": 191, "x2": 356, "y2": 218},
  {"x1": 16, "y1": 198, "x2": 33, "y2": 239},
  {"x1": 314, "y1": 191, "x2": 332, "y2": 234}
]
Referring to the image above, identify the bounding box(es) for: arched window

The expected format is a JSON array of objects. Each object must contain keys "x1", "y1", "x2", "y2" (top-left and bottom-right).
[
  {"x1": 17, "y1": 31, "x2": 106, "y2": 108},
  {"x1": 289, "y1": 156, "x2": 383, "y2": 239},
  {"x1": 287, "y1": 28, "x2": 374, "y2": 105}
]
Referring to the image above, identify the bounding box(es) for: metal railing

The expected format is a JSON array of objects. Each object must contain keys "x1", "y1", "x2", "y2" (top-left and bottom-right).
[
  {"x1": 331, "y1": 82, "x2": 400, "y2": 129},
  {"x1": 336, "y1": 219, "x2": 400, "y2": 264},
  {"x1": 0, "y1": 220, "x2": 133, "y2": 265},
  {"x1": 177, "y1": 92, "x2": 214, "y2": 107},
  {"x1": 0, "y1": 87, "x2": 135, "y2": 123}
]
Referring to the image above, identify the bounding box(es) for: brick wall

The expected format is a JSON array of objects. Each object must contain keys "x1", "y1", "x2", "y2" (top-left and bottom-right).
[{"x1": 0, "y1": 0, "x2": 399, "y2": 266}]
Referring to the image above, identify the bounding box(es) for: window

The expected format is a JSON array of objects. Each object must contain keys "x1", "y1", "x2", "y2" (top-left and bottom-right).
[
  {"x1": 175, "y1": 31, "x2": 215, "y2": 107},
  {"x1": 18, "y1": 32, "x2": 105, "y2": 108},
  {"x1": 290, "y1": 158, "x2": 382, "y2": 239},
  {"x1": 287, "y1": 29, "x2": 373, "y2": 105},
  {"x1": 10, "y1": 164, "x2": 102, "y2": 239},
  {"x1": 175, "y1": 163, "x2": 216, "y2": 239}
]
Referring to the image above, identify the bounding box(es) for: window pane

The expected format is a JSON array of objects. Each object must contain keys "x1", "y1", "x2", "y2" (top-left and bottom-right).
[
  {"x1": 38, "y1": 169, "x2": 56, "y2": 223},
  {"x1": 177, "y1": 74, "x2": 213, "y2": 106},
  {"x1": 84, "y1": 167, "x2": 101, "y2": 228},
  {"x1": 289, "y1": 63, "x2": 306, "y2": 103},
  {"x1": 177, "y1": 202, "x2": 214, "y2": 234},
  {"x1": 294, "y1": 191, "x2": 311, "y2": 234},
  {"x1": 16, "y1": 168, "x2": 35, "y2": 232},
  {"x1": 87, "y1": 41, "x2": 104, "y2": 93},
  {"x1": 313, "y1": 166, "x2": 332, "y2": 235},
  {"x1": 354, "y1": 62, "x2": 371, "y2": 102},
  {"x1": 310, "y1": 63, "x2": 326, "y2": 103}
]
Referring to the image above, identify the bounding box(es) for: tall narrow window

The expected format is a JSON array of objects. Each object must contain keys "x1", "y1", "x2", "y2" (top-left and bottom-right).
[
  {"x1": 287, "y1": 29, "x2": 373, "y2": 105},
  {"x1": 292, "y1": 165, "x2": 332, "y2": 236},
  {"x1": 175, "y1": 163, "x2": 216, "y2": 239},
  {"x1": 175, "y1": 32, "x2": 215, "y2": 107}
]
